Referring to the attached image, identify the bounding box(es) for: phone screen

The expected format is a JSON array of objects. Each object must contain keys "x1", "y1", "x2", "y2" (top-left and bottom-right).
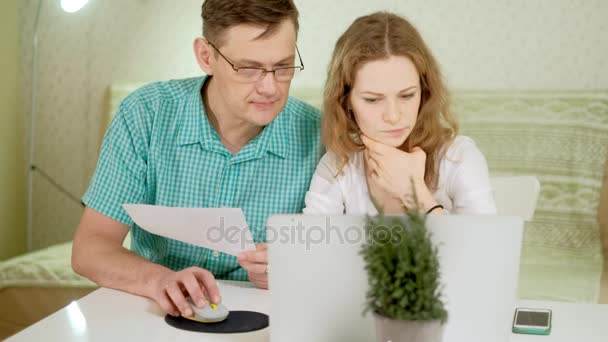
[{"x1": 516, "y1": 311, "x2": 549, "y2": 326}]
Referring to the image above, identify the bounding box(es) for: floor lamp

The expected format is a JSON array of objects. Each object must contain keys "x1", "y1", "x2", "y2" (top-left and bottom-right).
[{"x1": 27, "y1": 0, "x2": 90, "y2": 251}]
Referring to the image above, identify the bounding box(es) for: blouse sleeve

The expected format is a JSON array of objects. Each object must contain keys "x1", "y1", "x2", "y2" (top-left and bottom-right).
[
  {"x1": 302, "y1": 152, "x2": 345, "y2": 215},
  {"x1": 447, "y1": 139, "x2": 497, "y2": 215}
]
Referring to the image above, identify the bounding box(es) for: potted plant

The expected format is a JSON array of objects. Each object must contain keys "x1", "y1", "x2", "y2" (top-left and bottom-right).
[{"x1": 360, "y1": 207, "x2": 448, "y2": 342}]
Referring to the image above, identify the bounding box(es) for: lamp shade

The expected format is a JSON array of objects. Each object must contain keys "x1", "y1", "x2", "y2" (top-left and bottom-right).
[{"x1": 60, "y1": 0, "x2": 89, "y2": 13}]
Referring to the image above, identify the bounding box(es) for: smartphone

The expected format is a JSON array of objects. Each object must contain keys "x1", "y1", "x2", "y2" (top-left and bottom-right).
[{"x1": 512, "y1": 308, "x2": 552, "y2": 335}]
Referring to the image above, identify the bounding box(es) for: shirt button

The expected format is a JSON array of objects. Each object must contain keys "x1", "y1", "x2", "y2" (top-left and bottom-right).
[{"x1": 212, "y1": 250, "x2": 220, "y2": 258}]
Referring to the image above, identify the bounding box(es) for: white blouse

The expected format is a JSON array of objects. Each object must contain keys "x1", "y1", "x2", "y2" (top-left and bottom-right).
[{"x1": 303, "y1": 136, "x2": 497, "y2": 215}]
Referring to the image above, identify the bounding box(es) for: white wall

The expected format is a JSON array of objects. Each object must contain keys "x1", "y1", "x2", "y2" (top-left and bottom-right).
[
  {"x1": 18, "y1": 0, "x2": 608, "y2": 248},
  {"x1": 294, "y1": 0, "x2": 608, "y2": 90}
]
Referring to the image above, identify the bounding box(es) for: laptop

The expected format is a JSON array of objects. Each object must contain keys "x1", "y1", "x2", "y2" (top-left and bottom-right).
[{"x1": 267, "y1": 215, "x2": 523, "y2": 342}]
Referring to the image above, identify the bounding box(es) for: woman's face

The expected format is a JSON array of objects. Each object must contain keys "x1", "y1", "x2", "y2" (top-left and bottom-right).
[{"x1": 349, "y1": 55, "x2": 421, "y2": 148}]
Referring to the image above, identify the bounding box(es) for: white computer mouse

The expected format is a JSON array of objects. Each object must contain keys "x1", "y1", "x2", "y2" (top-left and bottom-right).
[{"x1": 183, "y1": 298, "x2": 229, "y2": 323}]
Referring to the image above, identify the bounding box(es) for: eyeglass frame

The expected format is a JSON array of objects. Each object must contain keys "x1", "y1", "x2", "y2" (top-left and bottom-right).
[{"x1": 206, "y1": 40, "x2": 305, "y2": 82}]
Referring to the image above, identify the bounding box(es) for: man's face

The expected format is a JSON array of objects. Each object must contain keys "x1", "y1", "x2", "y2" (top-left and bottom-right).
[{"x1": 205, "y1": 19, "x2": 297, "y2": 127}]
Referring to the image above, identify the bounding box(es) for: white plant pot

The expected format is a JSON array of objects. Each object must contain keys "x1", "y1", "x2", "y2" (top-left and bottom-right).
[{"x1": 374, "y1": 313, "x2": 445, "y2": 342}]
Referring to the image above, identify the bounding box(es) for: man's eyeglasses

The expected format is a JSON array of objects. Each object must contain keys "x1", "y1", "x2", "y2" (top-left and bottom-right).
[{"x1": 207, "y1": 41, "x2": 304, "y2": 83}]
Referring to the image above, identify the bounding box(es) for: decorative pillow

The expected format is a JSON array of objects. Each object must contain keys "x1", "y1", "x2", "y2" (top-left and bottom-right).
[{"x1": 453, "y1": 90, "x2": 608, "y2": 302}]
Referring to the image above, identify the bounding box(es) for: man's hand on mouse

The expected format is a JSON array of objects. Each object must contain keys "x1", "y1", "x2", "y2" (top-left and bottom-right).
[
  {"x1": 149, "y1": 266, "x2": 221, "y2": 317},
  {"x1": 238, "y1": 243, "x2": 268, "y2": 289}
]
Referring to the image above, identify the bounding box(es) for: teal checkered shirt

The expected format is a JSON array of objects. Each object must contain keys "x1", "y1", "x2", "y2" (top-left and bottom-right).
[{"x1": 83, "y1": 76, "x2": 321, "y2": 280}]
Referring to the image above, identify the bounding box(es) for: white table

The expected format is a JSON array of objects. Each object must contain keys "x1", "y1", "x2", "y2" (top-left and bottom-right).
[
  {"x1": 6, "y1": 281, "x2": 608, "y2": 342},
  {"x1": 7, "y1": 281, "x2": 270, "y2": 342}
]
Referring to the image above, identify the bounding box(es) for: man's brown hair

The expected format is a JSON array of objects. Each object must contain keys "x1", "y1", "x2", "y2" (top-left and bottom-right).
[{"x1": 202, "y1": 0, "x2": 299, "y2": 46}]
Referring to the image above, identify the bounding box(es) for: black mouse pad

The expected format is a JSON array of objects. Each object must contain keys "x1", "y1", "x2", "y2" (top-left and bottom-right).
[{"x1": 165, "y1": 311, "x2": 269, "y2": 333}]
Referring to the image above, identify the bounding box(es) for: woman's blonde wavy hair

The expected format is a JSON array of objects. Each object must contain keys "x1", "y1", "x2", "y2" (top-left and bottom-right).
[{"x1": 323, "y1": 12, "x2": 458, "y2": 191}]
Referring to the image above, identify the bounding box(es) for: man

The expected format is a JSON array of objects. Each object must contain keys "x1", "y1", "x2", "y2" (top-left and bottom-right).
[{"x1": 72, "y1": 0, "x2": 320, "y2": 319}]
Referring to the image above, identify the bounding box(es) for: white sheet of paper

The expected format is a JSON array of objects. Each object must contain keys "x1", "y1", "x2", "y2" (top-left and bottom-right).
[{"x1": 122, "y1": 204, "x2": 256, "y2": 256}]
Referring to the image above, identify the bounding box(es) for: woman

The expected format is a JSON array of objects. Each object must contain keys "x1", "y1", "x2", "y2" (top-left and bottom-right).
[{"x1": 303, "y1": 12, "x2": 496, "y2": 215}]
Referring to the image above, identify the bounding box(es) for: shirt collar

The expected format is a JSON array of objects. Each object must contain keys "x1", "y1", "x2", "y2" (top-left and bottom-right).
[
  {"x1": 176, "y1": 76, "x2": 211, "y2": 147},
  {"x1": 176, "y1": 75, "x2": 291, "y2": 159},
  {"x1": 253, "y1": 105, "x2": 290, "y2": 159}
]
